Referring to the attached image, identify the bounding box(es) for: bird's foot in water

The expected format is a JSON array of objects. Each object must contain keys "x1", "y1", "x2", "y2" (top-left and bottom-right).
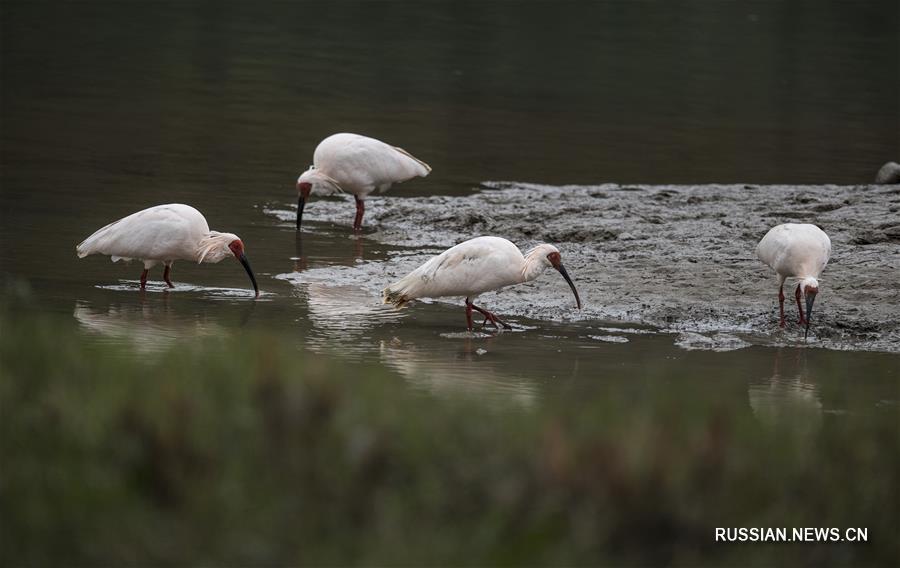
[
  {"x1": 464, "y1": 300, "x2": 511, "y2": 332},
  {"x1": 476, "y1": 309, "x2": 512, "y2": 330}
]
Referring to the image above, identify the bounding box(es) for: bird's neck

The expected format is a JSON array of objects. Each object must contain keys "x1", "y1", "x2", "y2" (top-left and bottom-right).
[
  {"x1": 307, "y1": 169, "x2": 344, "y2": 193},
  {"x1": 196, "y1": 231, "x2": 227, "y2": 263},
  {"x1": 521, "y1": 253, "x2": 547, "y2": 283}
]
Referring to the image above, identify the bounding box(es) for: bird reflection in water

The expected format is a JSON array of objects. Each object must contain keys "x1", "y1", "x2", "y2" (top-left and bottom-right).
[
  {"x1": 292, "y1": 233, "x2": 365, "y2": 273},
  {"x1": 300, "y1": 282, "x2": 402, "y2": 356},
  {"x1": 378, "y1": 336, "x2": 538, "y2": 408},
  {"x1": 748, "y1": 348, "x2": 823, "y2": 431},
  {"x1": 293, "y1": 233, "x2": 309, "y2": 273},
  {"x1": 73, "y1": 300, "x2": 229, "y2": 353}
]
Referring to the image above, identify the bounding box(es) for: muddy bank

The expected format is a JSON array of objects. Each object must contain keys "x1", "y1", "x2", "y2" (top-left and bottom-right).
[{"x1": 267, "y1": 182, "x2": 900, "y2": 353}]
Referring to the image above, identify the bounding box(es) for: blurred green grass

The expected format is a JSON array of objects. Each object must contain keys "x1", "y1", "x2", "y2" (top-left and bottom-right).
[{"x1": 1, "y1": 291, "x2": 897, "y2": 566}]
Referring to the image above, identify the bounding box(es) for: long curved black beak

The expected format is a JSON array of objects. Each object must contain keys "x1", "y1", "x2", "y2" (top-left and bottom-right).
[
  {"x1": 238, "y1": 252, "x2": 260, "y2": 298},
  {"x1": 296, "y1": 195, "x2": 306, "y2": 230},
  {"x1": 555, "y1": 264, "x2": 582, "y2": 309},
  {"x1": 804, "y1": 293, "x2": 816, "y2": 339}
]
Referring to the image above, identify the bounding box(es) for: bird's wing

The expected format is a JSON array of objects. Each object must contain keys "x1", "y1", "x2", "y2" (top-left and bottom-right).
[
  {"x1": 386, "y1": 237, "x2": 520, "y2": 300},
  {"x1": 369, "y1": 146, "x2": 431, "y2": 193},
  {"x1": 391, "y1": 146, "x2": 432, "y2": 174},
  {"x1": 816, "y1": 227, "x2": 832, "y2": 273},
  {"x1": 76, "y1": 204, "x2": 207, "y2": 262},
  {"x1": 315, "y1": 134, "x2": 430, "y2": 194},
  {"x1": 756, "y1": 225, "x2": 787, "y2": 269},
  {"x1": 789, "y1": 224, "x2": 832, "y2": 276},
  {"x1": 757, "y1": 224, "x2": 832, "y2": 278}
]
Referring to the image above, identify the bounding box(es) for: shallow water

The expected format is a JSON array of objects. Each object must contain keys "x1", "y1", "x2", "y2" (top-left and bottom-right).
[{"x1": 2, "y1": 1, "x2": 898, "y2": 415}]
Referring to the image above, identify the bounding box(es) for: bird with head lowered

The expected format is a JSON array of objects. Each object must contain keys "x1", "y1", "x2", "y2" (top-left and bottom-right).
[
  {"x1": 296, "y1": 132, "x2": 431, "y2": 231},
  {"x1": 757, "y1": 223, "x2": 831, "y2": 338},
  {"x1": 76, "y1": 203, "x2": 259, "y2": 297},
  {"x1": 383, "y1": 236, "x2": 581, "y2": 331}
]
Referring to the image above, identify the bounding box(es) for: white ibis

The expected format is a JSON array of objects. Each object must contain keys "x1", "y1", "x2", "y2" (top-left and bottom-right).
[
  {"x1": 76, "y1": 204, "x2": 259, "y2": 297},
  {"x1": 382, "y1": 236, "x2": 582, "y2": 331},
  {"x1": 756, "y1": 223, "x2": 831, "y2": 337},
  {"x1": 296, "y1": 132, "x2": 431, "y2": 230}
]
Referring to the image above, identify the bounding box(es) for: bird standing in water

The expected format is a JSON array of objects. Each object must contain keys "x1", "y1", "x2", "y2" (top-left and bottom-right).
[
  {"x1": 383, "y1": 236, "x2": 582, "y2": 331},
  {"x1": 296, "y1": 132, "x2": 431, "y2": 230},
  {"x1": 757, "y1": 223, "x2": 831, "y2": 337},
  {"x1": 76, "y1": 203, "x2": 260, "y2": 297}
]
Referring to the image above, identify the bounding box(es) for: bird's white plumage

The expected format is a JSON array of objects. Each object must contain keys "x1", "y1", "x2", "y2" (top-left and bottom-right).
[
  {"x1": 76, "y1": 204, "x2": 238, "y2": 268},
  {"x1": 384, "y1": 236, "x2": 558, "y2": 304},
  {"x1": 757, "y1": 223, "x2": 831, "y2": 282},
  {"x1": 298, "y1": 132, "x2": 431, "y2": 199}
]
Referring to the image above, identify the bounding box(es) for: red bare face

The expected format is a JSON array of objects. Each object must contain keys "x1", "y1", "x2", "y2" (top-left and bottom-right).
[
  {"x1": 298, "y1": 182, "x2": 312, "y2": 198},
  {"x1": 547, "y1": 251, "x2": 562, "y2": 268},
  {"x1": 228, "y1": 239, "x2": 245, "y2": 258},
  {"x1": 805, "y1": 285, "x2": 819, "y2": 296}
]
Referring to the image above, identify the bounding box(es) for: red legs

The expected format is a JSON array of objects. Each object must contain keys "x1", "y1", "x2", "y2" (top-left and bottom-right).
[
  {"x1": 464, "y1": 297, "x2": 512, "y2": 331},
  {"x1": 138, "y1": 265, "x2": 175, "y2": 291},
  {"x1": 778, "y1": 282, "x2": 786, "y2": 328},
  {"x1": 353, "y1": 196, "x2": 365, "y2": 231},
  {"x1": 794, "y1": 283, "x2": 807, "y2": 325},
  {"x1": 473, "y1": 305, "x2": 512, "y2": 330},
  {"x1": 163, "y1": 264, "x2": 175, "y2": 288},
  {"x1": 776, "y1": 280, "x2": 807, "y2": 328}
]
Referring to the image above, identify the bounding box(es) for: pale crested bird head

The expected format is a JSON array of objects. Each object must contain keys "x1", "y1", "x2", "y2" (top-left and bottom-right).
[
  {"x1": 296, "y1": 168, "x2": 314, "y2": 199},
  {"x1": 297, "y1": 167, "x2": 343, "y2": 197},
  {"x1": 525, "y1": 243, "x2": 561, "y2": 267},
  {"x1": 799, "y1": 276, "x2": 819, "y2": 298},
  {"x1": 197, "y1": 231, "x2": 259, "y2": 297},
  {"x1": 800, "y1": 276, "x2": 820, "y2": 339},
  {"x1": 296, "y1": 167, "x2": 344, "y2": 230},
  {"x1": 198, "y1": 232, "x2": 242, "y2": 263},
  {"x1": 524, "y1": 243, "x2": 582, "y2": 309}
]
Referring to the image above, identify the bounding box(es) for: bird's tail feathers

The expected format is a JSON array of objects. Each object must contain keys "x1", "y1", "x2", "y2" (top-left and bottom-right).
[
  {"x1": 392, "y1": 146, "x2": 432, "y2": 176},
  {"x1": 76, "y1": 218, "x2": 122, "y2": 258}
]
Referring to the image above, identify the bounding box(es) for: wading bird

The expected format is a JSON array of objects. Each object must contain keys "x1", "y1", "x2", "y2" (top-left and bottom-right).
[
  {"x1": 76, "y1": 204, "x2": 259, "y2": 297},
  {"x1": 383, "y1": 236, "x2": 582, "y2": 331},
  {"x1": 296, "y1": 132, "x2": 431, "y2": 230},
  {"x1": 756, "y1": 223, "x2": 831, "y2": 337}
]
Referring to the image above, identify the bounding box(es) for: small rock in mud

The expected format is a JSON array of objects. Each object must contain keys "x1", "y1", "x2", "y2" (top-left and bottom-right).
[{"x1": 875, "y1": 161, "x2": 900, "y2": 184}]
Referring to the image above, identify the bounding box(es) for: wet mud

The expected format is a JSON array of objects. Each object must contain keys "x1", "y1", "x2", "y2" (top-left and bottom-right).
[{"x1": 267, "y1": 182, "x2": 900, "y2": 353}]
